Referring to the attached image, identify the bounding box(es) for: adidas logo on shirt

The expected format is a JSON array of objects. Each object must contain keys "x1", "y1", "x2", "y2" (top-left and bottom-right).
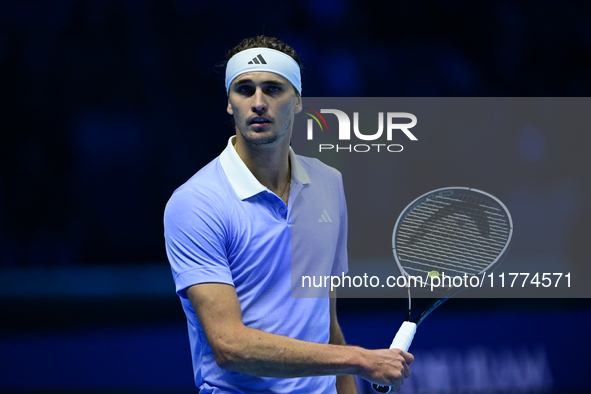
[
  {"x1": 248, "y1": 54, "x2": 267, "y2": 65},
  {"x1": 318, "y1": 210, "x2": 333, "y2": 223}
]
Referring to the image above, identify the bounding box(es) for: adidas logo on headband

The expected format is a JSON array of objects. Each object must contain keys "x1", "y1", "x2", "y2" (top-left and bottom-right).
[
  {"x1": 248, "y1": 54, "x2": 267, "y2": 65},
  {"x1": 226, "y1": 48, "x2": 301, "y2": 94}
]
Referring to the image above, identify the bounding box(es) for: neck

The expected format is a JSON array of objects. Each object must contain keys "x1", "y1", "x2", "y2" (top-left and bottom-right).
[{"x1": 233, "y1": 134, "x2": 291, "y2": 199}]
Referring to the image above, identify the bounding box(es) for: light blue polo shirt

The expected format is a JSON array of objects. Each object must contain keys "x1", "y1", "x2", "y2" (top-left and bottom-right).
[{"x1": 164, "y1": 136, "x2": 348, "y2": 394}]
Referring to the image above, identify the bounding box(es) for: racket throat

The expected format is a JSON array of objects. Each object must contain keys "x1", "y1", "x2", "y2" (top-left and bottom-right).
[{"x1": 415, "y1": 297, "x2": 450, "y2": 326}]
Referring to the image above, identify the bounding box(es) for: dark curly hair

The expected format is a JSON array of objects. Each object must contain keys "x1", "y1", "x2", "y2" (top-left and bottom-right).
[{"x1": 226, "y1": 35, "x2": 302, "y2": 69}]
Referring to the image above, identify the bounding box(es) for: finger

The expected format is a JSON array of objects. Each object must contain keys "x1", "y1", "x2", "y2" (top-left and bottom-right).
[
  {"x1": 402, "y1": 350, "x2": 414, "y2": 365},
  {"x1": 403, "y1": 362, "x2": 411, "y2": 379},
  {"x1": 397, "y1": 368, "x2": 406, "y2": 388}
]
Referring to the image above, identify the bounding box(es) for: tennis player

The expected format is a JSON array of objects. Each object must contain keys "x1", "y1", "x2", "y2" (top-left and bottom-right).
[{"x1": 164, "y1": 35, "x2": 413, "y2": 393}]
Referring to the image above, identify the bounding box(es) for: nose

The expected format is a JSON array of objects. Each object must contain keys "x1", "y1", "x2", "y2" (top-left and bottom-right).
[{"x1": 251, "y1": 88, "x2": 267, "y2": 114}]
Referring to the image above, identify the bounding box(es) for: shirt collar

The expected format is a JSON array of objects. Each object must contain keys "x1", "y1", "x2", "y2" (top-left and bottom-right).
[{"x1": 219, "y1": 136, "x2": 311, "y2": 200}]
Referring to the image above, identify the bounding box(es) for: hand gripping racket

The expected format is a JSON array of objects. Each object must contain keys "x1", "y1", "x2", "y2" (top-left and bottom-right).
[{"x1": 372, "y1": 187, "x2": 513, "y2": 393}]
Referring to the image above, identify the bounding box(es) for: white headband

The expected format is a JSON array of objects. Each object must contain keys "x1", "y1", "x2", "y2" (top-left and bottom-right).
[{"x1": 225, "y1": 48, "x2": 302, "y2": 95}]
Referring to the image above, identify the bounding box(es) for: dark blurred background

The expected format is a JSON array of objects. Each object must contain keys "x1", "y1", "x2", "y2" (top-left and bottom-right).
[{"x1": 1, "y1": 1, "x2": 590, "y2": 393}]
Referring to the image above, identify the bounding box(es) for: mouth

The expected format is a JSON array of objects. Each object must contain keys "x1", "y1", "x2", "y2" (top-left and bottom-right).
[{"x1": 248, "y1": 117, "x2": 272, "y2": 127}]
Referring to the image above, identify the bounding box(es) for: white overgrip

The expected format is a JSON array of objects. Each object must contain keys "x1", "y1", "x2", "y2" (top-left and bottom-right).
[
  {"x1": 371, "y1": 322, "x2": 418, "y2": 393},
  {"x1": 389, "y1": 321, "x2": 417, "y2": 352}
]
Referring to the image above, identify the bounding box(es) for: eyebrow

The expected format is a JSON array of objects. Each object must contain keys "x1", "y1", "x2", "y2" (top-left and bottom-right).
[{"x1": 233, "y1": 78, "x2": 285, "y2": 86}]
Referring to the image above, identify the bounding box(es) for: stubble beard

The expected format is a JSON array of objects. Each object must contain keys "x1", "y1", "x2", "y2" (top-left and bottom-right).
[{"x1": 238, "y1": 117, "x2": 292, "y2": 149}]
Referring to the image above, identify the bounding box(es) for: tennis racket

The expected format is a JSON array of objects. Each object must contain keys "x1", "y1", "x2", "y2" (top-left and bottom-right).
[{"x1": 372, "y1": 187, "x2": 513, "y2": 393}]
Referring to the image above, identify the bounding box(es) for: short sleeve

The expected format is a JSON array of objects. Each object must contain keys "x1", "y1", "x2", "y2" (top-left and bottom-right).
[{"x1": 164, "y1": 190, "x2": 234, "y2": 298}]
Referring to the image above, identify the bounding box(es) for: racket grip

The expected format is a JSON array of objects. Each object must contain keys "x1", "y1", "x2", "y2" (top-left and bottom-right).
[
  {"x1": 371, "y1": 322, "x2": 417, "y2": 393},
  {"x1": 389, "y1": 321, "x2": 416, "y2": 352}
]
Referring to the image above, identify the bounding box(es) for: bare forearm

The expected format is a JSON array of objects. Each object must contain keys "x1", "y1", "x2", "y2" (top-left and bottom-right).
[
  {"x1": 188, "y1": 284, "x2": 411, "y2": 387},
  {"x1": 218, "y1": 325, "x2": 366, "y2": 378}
]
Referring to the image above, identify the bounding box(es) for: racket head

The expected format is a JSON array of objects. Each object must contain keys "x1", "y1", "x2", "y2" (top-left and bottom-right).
[{"x1": 392, "y1": 187, "x2": 513, "y2": 292}]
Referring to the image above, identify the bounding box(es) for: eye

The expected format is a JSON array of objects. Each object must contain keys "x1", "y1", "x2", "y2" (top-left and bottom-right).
[
  {"x1": 266, "y1": 85, "x2": 282, "y2": 93},
  {"x1": 235, "y1": 85, "x2": 253, "y2": 94}
]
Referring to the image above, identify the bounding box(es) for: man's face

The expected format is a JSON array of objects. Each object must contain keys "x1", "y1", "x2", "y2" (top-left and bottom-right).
[{"x1": 227, "y1": 71, "x2": 302, "y2": 148}]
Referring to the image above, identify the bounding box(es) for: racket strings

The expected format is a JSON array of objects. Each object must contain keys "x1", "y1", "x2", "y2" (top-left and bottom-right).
[
  {"x1": 401, "y1": 214, "x2": 506, "y2": 252},
  {"x1": 400, "y1": 215, "x2": 505, "y2": 259},
  {"x1": 395, "y1": 194, "x2": 511, "y2": 282}
]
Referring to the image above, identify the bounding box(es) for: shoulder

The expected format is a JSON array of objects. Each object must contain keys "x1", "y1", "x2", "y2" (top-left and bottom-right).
[{"x1": 164, "y1": 157, "x2": 234, "y2": 225}]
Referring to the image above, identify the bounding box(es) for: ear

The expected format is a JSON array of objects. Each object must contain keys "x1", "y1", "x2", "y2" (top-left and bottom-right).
[
  {"x1": 293, "y1": 94, "x2": 302, "y2": 114},
  {"x1": 227, "y1": 100, "x2": 234, "y2": 115}
]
